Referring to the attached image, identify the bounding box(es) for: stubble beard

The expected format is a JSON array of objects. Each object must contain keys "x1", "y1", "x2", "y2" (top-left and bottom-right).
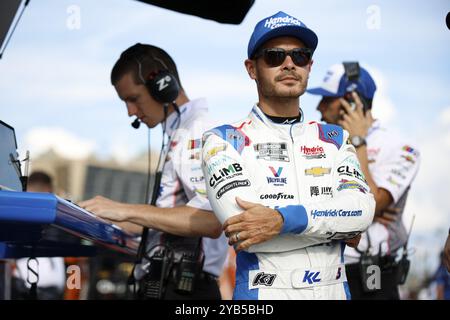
[{"x1": 259, "y1": 74, "x2": 307, "y2": 100}]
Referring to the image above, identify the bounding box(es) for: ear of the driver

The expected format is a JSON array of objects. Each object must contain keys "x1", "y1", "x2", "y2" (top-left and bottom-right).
[
  {"x1": 308, "y1": 59, "x2": 314, "y2": 72},
  {"x1": 245, "y1": 59, "x2": 257, "y2": 80}
]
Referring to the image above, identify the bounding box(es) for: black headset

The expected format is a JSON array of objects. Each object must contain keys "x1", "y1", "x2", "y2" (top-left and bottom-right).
[
  {"x1": 127, "y1": 44, "x2": 181, "y2": 129},
  {"x1": 132, "y1": 44, "x2": 180, "y2": 104}
]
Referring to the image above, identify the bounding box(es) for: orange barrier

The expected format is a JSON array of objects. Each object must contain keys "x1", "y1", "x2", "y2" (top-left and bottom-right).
[{"x1": 218, "y1": 247, "x2": 236, "y2": 300}]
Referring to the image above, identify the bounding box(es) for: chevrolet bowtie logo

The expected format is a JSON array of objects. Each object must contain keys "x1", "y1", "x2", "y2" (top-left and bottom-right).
[{"x1": 305, "y1": 167, "x2": 331, "y2": 177}]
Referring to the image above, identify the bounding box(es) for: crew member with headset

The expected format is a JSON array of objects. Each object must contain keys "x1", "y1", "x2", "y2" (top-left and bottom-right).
[
  {"x1": 309, "y1": 62, "x2": 421, "y2": 299},
  {"x1": 80, "y1": 43, "x2": 227, "y2": 300}
]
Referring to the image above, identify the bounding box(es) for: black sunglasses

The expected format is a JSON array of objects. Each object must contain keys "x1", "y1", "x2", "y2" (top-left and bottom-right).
[{"x1": 253, "y1": 48, "x2": 313, "y2": 67}]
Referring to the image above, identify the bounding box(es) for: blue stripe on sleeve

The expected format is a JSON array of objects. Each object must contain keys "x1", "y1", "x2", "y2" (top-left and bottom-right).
[{"x1": 276, "y1": 205, "x2": 308, "y2": 234}]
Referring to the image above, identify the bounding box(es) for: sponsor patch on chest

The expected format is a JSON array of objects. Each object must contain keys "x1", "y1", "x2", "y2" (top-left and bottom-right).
[
  {"x1": 300, "y1": 145, "x2": 327, "y2": 160},
  {"x1": 254, "y1": 142, "x2": 290, "y2": 162}
]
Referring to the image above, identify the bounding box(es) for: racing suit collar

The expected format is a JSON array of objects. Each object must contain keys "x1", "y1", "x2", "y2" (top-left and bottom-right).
[
  {"x1": 250, "y1": 104, "x2": 304, "y2": 138},
  {"x1": 164, "y1": 98, "x2": 208, "y2": 137}
]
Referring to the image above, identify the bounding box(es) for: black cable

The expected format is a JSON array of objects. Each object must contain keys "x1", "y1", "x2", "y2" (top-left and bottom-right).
[
  {"x1": 130, "y1": 127, "x2": 153, "y2": 295},
  {"x1": 144, "y1": 127, "x2": 152, "y2": 205},
  {"x1": 0, "y1": 0, "x2": 30, "y2": 60},
  {"x1": 130, "y1": 103, "x2": 181, "y2": 298}
]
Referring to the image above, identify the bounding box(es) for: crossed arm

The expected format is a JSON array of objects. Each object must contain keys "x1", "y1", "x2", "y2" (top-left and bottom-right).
[{"x1": 202, "y1": 132, "x2": 373, "y2": 252}]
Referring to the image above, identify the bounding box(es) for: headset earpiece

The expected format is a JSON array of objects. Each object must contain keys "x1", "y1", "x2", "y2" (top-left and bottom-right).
[
  {"x1": 147, "y1": 69, "x2": 180, "y2": 104},
  {"x1": 133, "y1": 48, "x2": 180, "y2": 104}
]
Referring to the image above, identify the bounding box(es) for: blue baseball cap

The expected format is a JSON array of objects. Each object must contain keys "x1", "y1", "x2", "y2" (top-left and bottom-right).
[
  {"x1": 247, "y1": 11, "x2": 318, "y2": 58},
  {"x1": 307, "y1": 63, "x2": 377, "y2": 99}
]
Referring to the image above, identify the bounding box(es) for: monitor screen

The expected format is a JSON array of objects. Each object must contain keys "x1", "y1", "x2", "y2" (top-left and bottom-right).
[{"x1": 0, "y1": 120, "x2": 22, "y2": 191}]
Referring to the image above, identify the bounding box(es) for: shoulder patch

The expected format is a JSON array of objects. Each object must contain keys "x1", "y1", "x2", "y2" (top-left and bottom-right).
[
  {"x1": 317, "y1": 123, "x2": 343, "y2": 149},
  {"x1": 205, "y1": 124, "x2": 251, "y2": 154}
]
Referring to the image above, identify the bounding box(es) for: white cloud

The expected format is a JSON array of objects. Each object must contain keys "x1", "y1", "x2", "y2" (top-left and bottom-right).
[
  {"x1": 404, "y1": 195, "x2": 449, "y2": 234},
  {"x1": 109, "y1": 137, "x2": 146, "y2": 165},
  {"x1": 402, "y1": 109, "x2": 450, "y2": 235},
  {"x1": 397, "y1": 107, "x2": 450, "y2": 275},
  {"x1": 110, "y1": 141, "x2": 134, "y2": 164},
  {"x1": 184, "y1": 71, "x2": 254, "y2": 100},
  {"x1": 439, "y1": 106, "x2": 450, "y2": 126},
  {"x1": 23, "y1": 127, "x2": 95, "y2": 160},
  {"x1": 364, "y1": 65, "x2": 397, "y2": 124},
  {"x1": 442, "y1": 109, "x2": 450, "y2": 149}
]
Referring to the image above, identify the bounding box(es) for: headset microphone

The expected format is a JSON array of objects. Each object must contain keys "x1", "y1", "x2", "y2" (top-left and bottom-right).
[{"x1": 131, "y1": 117, "x2": 141, "y2": 129}]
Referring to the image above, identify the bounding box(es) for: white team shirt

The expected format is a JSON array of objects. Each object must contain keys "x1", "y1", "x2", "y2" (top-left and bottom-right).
[
  {"x1": 145, "y1": 98, "x2": 227, "y2": 277},
  {"x1": 345, "y1": 120, "x2": 420, "y2": 263}
]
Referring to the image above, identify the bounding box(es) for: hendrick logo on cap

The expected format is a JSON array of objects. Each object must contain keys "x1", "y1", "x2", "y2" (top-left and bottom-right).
[
  {"x1": 264, "y1": 15, "x2": 303, "y2": 29},
  {"x1": 323, "y1": 71, "x2": 333, "y2": 83}
]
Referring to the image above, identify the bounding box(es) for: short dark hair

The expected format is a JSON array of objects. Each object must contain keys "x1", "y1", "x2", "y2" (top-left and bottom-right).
[
  {"x1": 28, "y1": 171, "x2": 52, "y2": 187},
  {"x1": 110, "y1": 43, "x2": 182, "y2": 89}
]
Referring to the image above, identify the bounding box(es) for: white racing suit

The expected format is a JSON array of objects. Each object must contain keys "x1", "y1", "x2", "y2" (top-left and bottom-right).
[
  {"x1": 345, "y1": 120, "x2": 421, "y2": 263},
  {"x1": 201, "y1": 105, "x2": 375, "y2": 299}
]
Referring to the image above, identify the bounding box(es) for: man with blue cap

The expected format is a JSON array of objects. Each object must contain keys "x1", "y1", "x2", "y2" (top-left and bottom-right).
[
  {"x1": 309, "y1": 63, "x2": 421, "y2": 299},
  {"x1": 201, "y1": 12, "x2": 375, "y2": 299}
]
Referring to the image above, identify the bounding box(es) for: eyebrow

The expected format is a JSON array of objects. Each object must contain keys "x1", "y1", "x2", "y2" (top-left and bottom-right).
[{"x1": 123, "y1": 94, "x2": 138, "y2": 102}]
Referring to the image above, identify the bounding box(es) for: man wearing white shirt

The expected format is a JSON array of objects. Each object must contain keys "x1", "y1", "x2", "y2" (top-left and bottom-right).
[
  {"x1": 309, "y1": 63, "x2": 421, "y2": 299},
  {"x1": 80, "y1": 43, "x2": 227, "y2": 299}
]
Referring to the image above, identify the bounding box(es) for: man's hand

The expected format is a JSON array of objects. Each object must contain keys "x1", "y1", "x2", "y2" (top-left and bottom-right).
[
  {"x1": 374, "y1": 207, "x2": 400, "y2": 226},
  {"x1": 223, "y1": 197, "x2": 284, "y2": 252},
  {"x1": 78, "y1": 195, "x2": 129, "y2": 222},
  {"x1": 444, "y1": 234, "x2": 450, "y2": 272},
  {"x1": 374, "y1": 214, "x2": 397, "y2": 226},
  {"x1": 344, "y1": 234, "x2": 361, "y2": 248},
  {"x1": 338, "y1": 92, "x2": 371, "y2": 138}
]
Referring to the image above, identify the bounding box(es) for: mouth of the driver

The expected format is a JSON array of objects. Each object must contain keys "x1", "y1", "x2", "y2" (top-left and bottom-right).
[
  {"x1": 278, "y1": 76, "x2": 298, "y2": 81},
  {"x1": 276, "y1": 71, "x2": 301, "y2": 82}
]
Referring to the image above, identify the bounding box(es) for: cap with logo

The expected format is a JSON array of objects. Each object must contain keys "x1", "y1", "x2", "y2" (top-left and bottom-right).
[
  {"x1": 307, "y1": 64, "x2": 377, "y2": 99},
  {"x1": 247, "y1": 11, "x2": 318, "y2": 59}
]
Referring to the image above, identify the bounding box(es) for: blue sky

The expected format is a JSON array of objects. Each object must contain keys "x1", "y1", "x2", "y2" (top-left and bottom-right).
[{"x1": 1, "y1": 0, "x2": 449, "y2": 278}]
